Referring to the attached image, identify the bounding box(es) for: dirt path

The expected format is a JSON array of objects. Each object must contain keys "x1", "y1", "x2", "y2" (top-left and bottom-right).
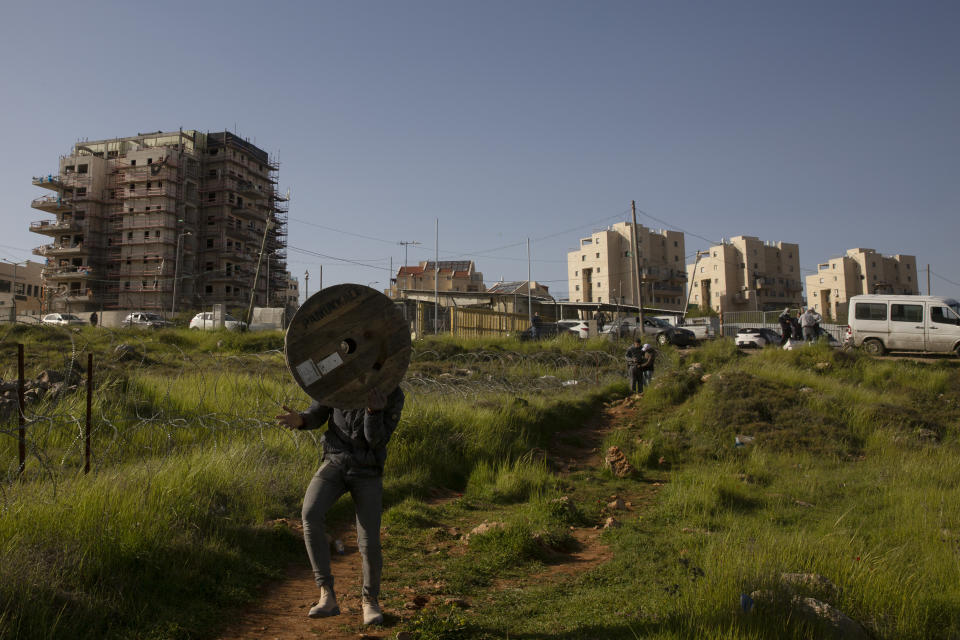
[{"x1": 215, "y1": 395, "x2": 645, "y2": 640}]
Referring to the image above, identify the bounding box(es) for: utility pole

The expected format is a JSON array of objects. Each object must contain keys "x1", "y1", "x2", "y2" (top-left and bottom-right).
[
  {"x1": 304, "y1": 269, "x2": 309, "y2": 300},
  {"x1": 244, "y1": 219, "x2": 273, "y2": 330},
  {"x1": 171, "y1": 231, "x2": 191, "y2": 315},
  {"x1": 683, "y1": 250, "x2": 708, "y2": 321},
  {"x1": 527, "y1": 237, "x2": 532, "y2": 327},
  {"x1": 927, "y1": 263, "x2": 931, "y2": 295},
  {"x1": 631, "y1": 201, "x2": 645, "y2": 329},
  {"x1": 434, "y1": 219, "x2": 439, "y2": 334},
  {"x1": 398, "y1": 240, "x2": 420, "y2": 268}
]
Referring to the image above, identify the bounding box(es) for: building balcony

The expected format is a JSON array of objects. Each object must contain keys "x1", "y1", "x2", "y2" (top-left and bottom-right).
[
  {"x1": 32, "y1": 175, "x2": 64, "y2": 191},
  {"x1": 43, "y1": 266, "x2": 96, "y2": 281},
  {"x1": 33, "y1": 243, "x2": 88, "y2": 257},
  {"x1": 236, "y1": 179, "x2": 264, "y2": 196},
  {"x1": 30, "y1": 219, "x2": 82, "y2": 235},
  {"x1": 65, "y1": 290, "x2": 94, "y2": 304},
  {"x1": 31, "y1": 195, "x2": 73, "y2": 213},
  {"x1": 120, "y1": 186, "x2": 179, "y2": 199},
  {"x1": 116, "y1": 165, "x2": 178, "y2": 181}
]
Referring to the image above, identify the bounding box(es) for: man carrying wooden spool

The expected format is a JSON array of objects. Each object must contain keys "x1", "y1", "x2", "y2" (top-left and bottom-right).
[
  {"x1": 276, "y1": 387, "x2": 404, "y2": 625},
  {"x1": 276, "y1": 283, "x2": 412, "y2": 627}
]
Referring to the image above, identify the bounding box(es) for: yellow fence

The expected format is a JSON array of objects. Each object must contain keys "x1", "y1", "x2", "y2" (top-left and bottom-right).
[{"x1": 450, "y1": 307, "x2": 530, "y2": 338}]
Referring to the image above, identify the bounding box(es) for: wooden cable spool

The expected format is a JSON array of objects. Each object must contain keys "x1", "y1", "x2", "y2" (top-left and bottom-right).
[{"x1": 284, "y1": 284, "x2": 411, "y2": 408}]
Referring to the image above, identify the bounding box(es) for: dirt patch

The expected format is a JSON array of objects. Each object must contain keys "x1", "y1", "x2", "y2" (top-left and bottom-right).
[{"x1": 215, "y1": 395, "x2": 648, "y2": 640}]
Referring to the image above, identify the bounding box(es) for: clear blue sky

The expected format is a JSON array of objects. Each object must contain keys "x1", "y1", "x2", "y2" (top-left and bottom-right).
[{"x1": 2, "y1": 0, "x2": 958, "y2": 301}]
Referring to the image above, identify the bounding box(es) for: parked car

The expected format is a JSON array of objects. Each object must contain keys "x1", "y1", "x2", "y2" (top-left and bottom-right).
[
  {"x1": 189, "y1": 312, "x2": 247, "y2": 331},
  {"x1": 847, "y1": 294, "x2": 960, "y2": 356},
  {"x1": 123, "y1": 312, "x2": 169, "y2": 329},
  {"x1": 557, "y1": 319, "x2": 590, "y2": 339},
  {"x1": 41, "y1": 313, "x2": 86, "y2": 326},
  {"x1": 735, "y1": 327, "x2": 782, "y2": 349},
  {"x1": 782, "y1": 326, "x2": 842, "y2": 350},
  {"x1": 602, "y1": 316, "x2": 697, "y2": 347}
]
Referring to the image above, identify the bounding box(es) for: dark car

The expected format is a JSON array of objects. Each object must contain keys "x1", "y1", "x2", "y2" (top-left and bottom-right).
[{"x1": 602, "y1": 317, "x2": 697, "y2": 347}]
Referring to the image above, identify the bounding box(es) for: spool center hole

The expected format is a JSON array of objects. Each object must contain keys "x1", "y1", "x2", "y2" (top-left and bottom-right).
[{"x1": 340, "y1": 338, "x2": 357, "y2": 355}]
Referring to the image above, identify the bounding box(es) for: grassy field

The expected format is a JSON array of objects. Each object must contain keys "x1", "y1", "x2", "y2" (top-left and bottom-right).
[{"x1": 1, "y1": 327, "x2": 959, "y2": 639}]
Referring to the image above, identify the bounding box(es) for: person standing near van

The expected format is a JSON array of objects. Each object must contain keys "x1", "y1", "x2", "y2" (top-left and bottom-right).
[
  {"x1": 801, "y1": 308, "x2": 822, "y2": 342},
  {"x1": 625, "y1": 338, "x2": 643, "y2": 394}
]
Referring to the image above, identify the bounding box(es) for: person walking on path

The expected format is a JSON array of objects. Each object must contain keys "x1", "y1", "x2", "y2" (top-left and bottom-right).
[
  {"x1": 625, "y1": 338, "x2": 644, "y2": 394},
  {"x1": 275, "y1": 386, "x2": 405, "y2": 626},
  {"x1": 531, "y1": 312, "x2": 542, "y2": 340},
  {"x1": 89, "y1": 312, "x2": 98, "y2": 327},
  {"x1": 638, "y1": 343, "x2": 657, "y2": 390},
  {"x1": 777, "y1": 308, "x2": 791, "y2": 346},
  {"x1": 801, "y1": 308, "x2": 822, "y2": 342}
]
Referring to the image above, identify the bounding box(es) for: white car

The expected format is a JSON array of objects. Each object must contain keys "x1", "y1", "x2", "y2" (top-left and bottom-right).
[
  {"x1": 735, "y1": 327, "x2": 782, "y2": 349},
  {"x1": 41, "y1": 313, "x2": 86, "y2": 326},
  {"x1": 557, "y1": 320, "x2": 590, "y2": 339},
  {"x1": 123, "y1": 312, "x2": 169, "y2": 329},
  {"x1": 189, "y1": 312, "x2": 247, "y2": 331}
]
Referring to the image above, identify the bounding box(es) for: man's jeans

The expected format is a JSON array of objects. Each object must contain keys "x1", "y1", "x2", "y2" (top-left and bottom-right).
[
  {"x1": 302, "y1": 461, "x2": 383, "y2": 598},
  {"x1": 803, "y1": 326, "x2": 816, "y2": 342}
]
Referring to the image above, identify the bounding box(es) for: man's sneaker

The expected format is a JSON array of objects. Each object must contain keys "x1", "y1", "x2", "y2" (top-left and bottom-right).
[
  {"x1": 308, "y1": 587, "x2": 340, "y2": 618},
  {"x1": 362, "y1": 596, "x2": 383, "y2": 625}
]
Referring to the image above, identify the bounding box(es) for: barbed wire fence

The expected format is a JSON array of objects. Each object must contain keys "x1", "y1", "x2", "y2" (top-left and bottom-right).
[{"x1": 0, "y1": 325, "x2": 632, "y2": 503}]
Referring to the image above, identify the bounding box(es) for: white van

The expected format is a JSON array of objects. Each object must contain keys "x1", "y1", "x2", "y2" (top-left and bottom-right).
[{"x1": 848, "y1": 295, "x2": 960, "y2": 355}]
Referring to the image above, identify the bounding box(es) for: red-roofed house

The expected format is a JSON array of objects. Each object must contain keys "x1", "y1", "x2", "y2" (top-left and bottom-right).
[{"x1": 391, "y1": 260, "x2": 485, "y2": 298}]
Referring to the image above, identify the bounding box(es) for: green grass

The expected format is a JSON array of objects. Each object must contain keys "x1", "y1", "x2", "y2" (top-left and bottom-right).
[{"x1": 3, "y1": 333, "x2": 960, "y2": 639}]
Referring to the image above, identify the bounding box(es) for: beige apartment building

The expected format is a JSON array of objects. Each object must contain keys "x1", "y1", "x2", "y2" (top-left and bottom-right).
[
  {"x1": 29, "y1": 130, "x2": 288, "y2": 314},
  {"x1": 282, "y1": 271, "x2": 300, "y2": 308},
  {"x1": 687, "y1": 236, "x2": 802, "y2": 313},
  {"x1": 0, "y1": 260, "x2": 44, "y2": 319},
  {"x1": 805, "y1": 248, "x2": 918, "y2": 320},
  {"x1": 567, "y1": 222, "x2": 686, "y2": 310},
  {"x1": 392, "y1": 260, "x2": 485, "y2": 297}
]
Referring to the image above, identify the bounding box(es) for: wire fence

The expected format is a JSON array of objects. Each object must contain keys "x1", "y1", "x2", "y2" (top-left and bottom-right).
[{"x1": 0, "y1": 324, "x2": 629, "y2": 497}]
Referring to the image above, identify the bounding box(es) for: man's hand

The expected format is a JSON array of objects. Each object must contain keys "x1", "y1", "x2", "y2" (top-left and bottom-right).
[
  {"x1": 275, "y1": 405, "x2": 304, "y2": 430},
  {"x1": 366, "y1": 388, "x2": 387, "y2": 412}
]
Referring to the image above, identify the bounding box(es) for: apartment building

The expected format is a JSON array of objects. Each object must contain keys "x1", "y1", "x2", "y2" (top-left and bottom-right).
[
  {"x1": 282, "y1": 272, "x2": 300, "y2": 308},
  {"x1": 567, "y1": 222, "x2": 686, "y2": 310},
  {"x1": 29, "y1": 130, "x2": 288, "y2": 314},
  {"x1": 687, "y1": 236, "x2": 802, "y2": 313},
  {"x1": 0, "y1": 260, "x2": 44, "y2": 319},
  {"x1": 805, "y1": 248, "x2": 918, "y2": 320},
  {"x1": 392, "y1": 260, "x2": 485, "y2": 297}
]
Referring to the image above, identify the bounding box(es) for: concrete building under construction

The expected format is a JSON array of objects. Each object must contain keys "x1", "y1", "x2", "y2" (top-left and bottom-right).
[{"x1": 29, "y1": 130, "x2": 288, "y2": 314}]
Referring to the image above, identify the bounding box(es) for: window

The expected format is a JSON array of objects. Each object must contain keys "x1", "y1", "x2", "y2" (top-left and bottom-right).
[
  {"x1": 932, "y1": 306, "x2": 960, "y2": 325},
  {"x1": 574, "y1": 270, "x2": 578, "y2": 276},
  {"x1": 674, "y1": 240, "x2": 678, "y2": 247},
  {"x1": 77, "y1": 164, "x2": 88, "y2": 174},
  {"x1": 581, "y1": 255, "x2": 585, "y2": 262},
  {"x1": 575, "y1": 285, "x2": 580, "y2": 291},
  {"x1": 596, "y1": 268, "x2": 600, "y2": 274},
  {"x1": 205, "y1": 285, "x2": 213, "y2": 294},
  {"x1": 713, "y1": 265, "x2": 718, "y2": 271},
  {"x1": 147, "y1": 158, "x2": 152, "y2": 165},
  {"x1": 595, "y1": 252, "x2": 599, "y2": 258},
  {"x1": 127, "y1": 232, "x2": 133, "y2": 240},
  {"x1": 130, "y1": 160, "x2": 136, "y2": 166},
  {"x1": 700, "y1": 267, "x2": 704, "y2": 273},
  {"x1": 891, "y1": 304, "x2": 922, "y2": 323}
]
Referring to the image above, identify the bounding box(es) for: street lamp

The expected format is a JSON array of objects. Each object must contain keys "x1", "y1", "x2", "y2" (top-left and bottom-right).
[
  {"x1": 2, "y1": 259, "x2": 27, "y2": 321},
  {"x1": 171, "y1": 231, "x2": 192, "y2": 315}
]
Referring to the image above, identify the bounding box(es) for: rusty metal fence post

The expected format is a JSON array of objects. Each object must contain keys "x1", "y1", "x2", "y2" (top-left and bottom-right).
[
  {"x1": 85, "y1": 353, "x2": 93, "y2": 474},
  {"x1": 17, "y1": 343, "x2": 25, "y2": 476}
]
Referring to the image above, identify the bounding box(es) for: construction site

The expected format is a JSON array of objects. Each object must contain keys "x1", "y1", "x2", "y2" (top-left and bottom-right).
[{"x1": 29, "y1": 130, "x2": 289, "y2": 315}]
